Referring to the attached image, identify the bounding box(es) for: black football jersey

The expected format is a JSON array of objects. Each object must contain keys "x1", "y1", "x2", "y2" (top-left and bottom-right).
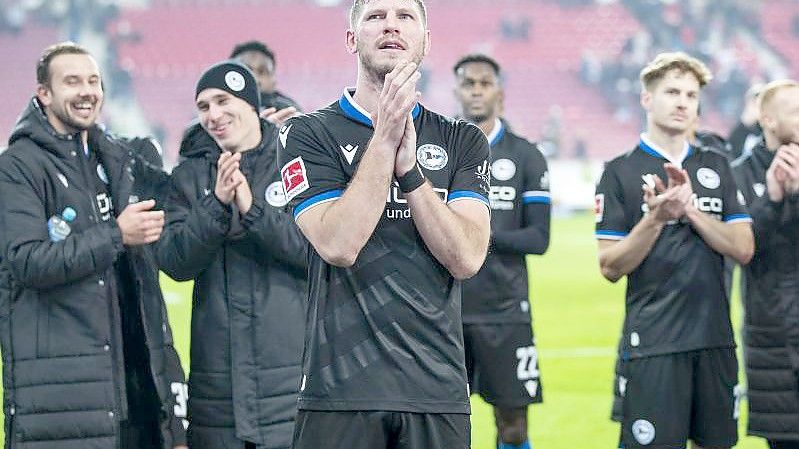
[
  {"x1": 276, "y1": 89, "x2": 491, "y2": 414},
  {"x1": 462, "y1": 119, "x2": 550, "y2": 324},
  {"x1": 595, "y1": 136, "x2": 751, "y2": 359}
]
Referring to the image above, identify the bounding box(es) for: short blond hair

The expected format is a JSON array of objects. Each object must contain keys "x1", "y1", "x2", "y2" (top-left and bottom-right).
[
  {"x1": 349, "y1": 0, "x2": 428, "y2": 29},
  {"x1": 758, "y1": 79, "x2": 799, "y2": 115},
  {"x1": 639, "y1": 52, "x2": 712, "y2": 91}
]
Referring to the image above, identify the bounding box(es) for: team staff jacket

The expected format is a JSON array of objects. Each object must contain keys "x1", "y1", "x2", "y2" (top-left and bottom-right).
[
  {"x1": 0, "y1": 98, "x2": 185, "y2": 449},
  {"x1": 277, "y1": 90, "x2": 491, "y2": 414},
  {"x1": 157, "y1": 120, "x2": 307, "y2": 448},
  {"x1": 462, "y1": 118, "x2": 551, "y2": 324},
  {"x1": 732, "y1": 142, "x2": 799, "y2": 440},
  {"x1": 595, "y1": 136, "x2": 751, "y2": 359}
]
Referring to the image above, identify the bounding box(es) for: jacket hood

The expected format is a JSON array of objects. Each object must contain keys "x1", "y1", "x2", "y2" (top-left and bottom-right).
[
  {"x1": 8, "y1": 98, "x2": 84, "y2": 158},
  {"x1": 178, "y1": 119, "x2": 215, "y2": 159},
  {"x1": 178, "y1": 118, "x2": 276, "y2": 160}
]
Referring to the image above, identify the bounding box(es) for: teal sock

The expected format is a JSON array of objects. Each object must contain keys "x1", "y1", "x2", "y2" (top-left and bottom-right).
[{"x1": 498, "y1": 441, "x2": 531, "y2": 449}]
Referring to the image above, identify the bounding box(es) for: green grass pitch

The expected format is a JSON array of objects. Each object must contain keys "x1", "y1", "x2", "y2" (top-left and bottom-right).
[{"x1": 0, "y1": 212, "x2": 768, "y2": 448}]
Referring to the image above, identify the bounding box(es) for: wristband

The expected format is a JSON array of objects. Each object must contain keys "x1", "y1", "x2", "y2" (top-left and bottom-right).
[{"x1": 397, "y1": 164, "x2": 426, "y2": 193}]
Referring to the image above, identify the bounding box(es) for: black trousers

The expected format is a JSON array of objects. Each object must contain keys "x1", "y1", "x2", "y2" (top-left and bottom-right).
[
  {"x1": 770, "y1": 441, "x2": 799, "y2": 449},
  {"x1": 120, "y1": 419, "x2": 160, "y2": 449}
]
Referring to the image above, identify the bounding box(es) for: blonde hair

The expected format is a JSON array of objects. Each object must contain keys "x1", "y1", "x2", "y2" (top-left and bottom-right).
[
  {"x1": 349, "y1": 0, "x2": 428, "y2": 28},
  {"x1": 639, "y1": 52, "x2": 712, "y2": 91},
  {"x1": 758, "y1": 79, "x2": 799, "y2": 115}
]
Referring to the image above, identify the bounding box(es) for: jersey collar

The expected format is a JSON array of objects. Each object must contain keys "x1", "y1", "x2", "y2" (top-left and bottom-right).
[
  {"x1": 339, "y1": 88, "x2": 421, "y2": 128},
  {"x1": 485, "y1": 117, "x2": 505, "y2": 147},
  {"x1": 639, "y1": 133, "x2": 693, "y2": 168}
]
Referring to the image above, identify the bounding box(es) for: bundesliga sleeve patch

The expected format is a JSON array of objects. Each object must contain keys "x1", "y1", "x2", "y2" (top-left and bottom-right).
[
  {"x1": 594, "y1": 193, "x2": 605, "y2": 223},
  {"x1": 281, "y1": 156, "x2": 310, "y2": 202}
]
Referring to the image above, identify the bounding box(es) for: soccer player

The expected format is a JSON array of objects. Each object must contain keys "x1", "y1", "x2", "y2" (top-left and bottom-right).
[
  {"x1": 276, "y1": 1, "x2": 491, "y2": 448},
  {"x1": 732, "y1": 79, "x2": 799, "y2": 449},
  {"x1": 230, "y1": 40, "x2": 301, "y2": 113},
  {"x1": 595, "y1": 52, "x2": 754, "y2": 449},
  {"x1": 157, "y1": 61, "x2": 308, "y2": 449},
  {"x1": 0, "y1": 41, "x2": 185, "y2": 449},
  {"x1": 453, "y1": 53, "x2": 550, "y2": 449}
]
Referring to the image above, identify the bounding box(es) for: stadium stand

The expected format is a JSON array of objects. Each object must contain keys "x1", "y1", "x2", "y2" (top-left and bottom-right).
[
  {"x1": 761, "y1": 0, "x2": 799, "y2": 75},
  {"x1": 0, "y1": 24, "x2": 60, "y2": 143},
  {"x1": 1, "y1": 0, "x2": 797, "y2": 164},
  {"x1": 112, "y1": 0, "x2": 641, "y2": 161}
]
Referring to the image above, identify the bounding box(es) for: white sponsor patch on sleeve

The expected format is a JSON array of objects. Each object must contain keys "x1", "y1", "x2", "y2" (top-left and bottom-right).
[
  {"x1": 594, "y1": 193, "x2": 605, "y2": 223},
  {"x1": 281, "y1": 156, "x2": 310, "y2": 202}
]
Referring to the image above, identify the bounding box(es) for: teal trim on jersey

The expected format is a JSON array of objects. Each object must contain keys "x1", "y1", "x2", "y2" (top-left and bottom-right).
[
  {"x1": 724, "y1": 213, "x2": 752, "y2": 223},
  {"x1": 293, "y1": 189, "x2": 343, "y2": 219},
  {"x1": 639, "y1": 139, "x2": 693, "y2": 163},
  {"x1": 523, "y1": 191, "x2": 551, "y2": 204},
  {"x1": 447, "y1": 190, "x2": 489, "y2": 206},
  {"x1": 489, "y1": 121, "x2": 506, "y2": 147},
  {"x1": 523, "y1": 196, "x2": 551, "y2": 205},
  {"x1": 498, "y1": 441, "x2": 531, "y2": 449},
  {"x1": 339, "y1": 91, "x2": 421, "y2": 128},
  {"x1": 595, "y1": 230, "x2": 627, "y2": 239}
]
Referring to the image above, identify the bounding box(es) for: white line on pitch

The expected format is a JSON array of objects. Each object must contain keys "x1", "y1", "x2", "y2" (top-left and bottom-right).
[{"x1": 539, "y1": 347, "x2": 615, "y2": 358}]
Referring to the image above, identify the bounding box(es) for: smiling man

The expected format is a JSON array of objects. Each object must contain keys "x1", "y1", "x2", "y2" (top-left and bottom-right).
[
  {"x1": 0, "y1": 41, "x2": 185, "y2": 449},
  {"x1": 595, "y1": 52, "x2": 754, "y2": 449},
  {"x1": 276, "y1": 1, "x2": 491, "y2": 448},
  {"x1": 157, "y1": 61, "x2": 308, "y2": 449}
]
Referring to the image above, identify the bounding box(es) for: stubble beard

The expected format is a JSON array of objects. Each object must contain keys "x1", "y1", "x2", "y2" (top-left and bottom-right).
[
  {"x1": 359, "y1": 43, "x2": 424, "y2": 89},
  {"x1": 54, "y1": 97, "x2": 101, "y2": 133}
]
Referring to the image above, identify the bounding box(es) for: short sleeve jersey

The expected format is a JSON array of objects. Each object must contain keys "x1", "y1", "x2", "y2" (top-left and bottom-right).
[
  {"x1": 462, "y1": 118, "x2": 550, "y2": 324},
  {"x1": 595, "y1": 136, "x2": 751, "y2": 359},
  {"x1": 277, "y1": 89, "x2": 491, "y2": 414}
]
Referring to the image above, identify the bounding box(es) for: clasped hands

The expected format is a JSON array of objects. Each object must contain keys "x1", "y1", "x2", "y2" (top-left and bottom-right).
[
  {"x1": 371, "y1": 60, "x2": 423, "y2": 178},
  {"x1": 215, "y1": 152, "x2": 253, "y2": 215},
  {"x1": 643, "y1": 163, "x2": 694, "y2": 224},
  {"x1": 766, "y1": 142, "x2": 799, "y2": 202}
]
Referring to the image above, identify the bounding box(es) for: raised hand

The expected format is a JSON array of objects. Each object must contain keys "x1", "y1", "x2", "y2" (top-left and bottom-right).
[
  {"x1": 664, "y1": 164, "x2": 694, "y2": 207},
  {"x1": 260, "y1": 106, "x2": 298, "y2": 128},
  {"x1": 395, "y1": 113, "x2": 418, "y2": 177},
  {"x1": 117, "y1": 199, "x2": 165, "y2": 246},
  {"x1": 765, "y1": 144, "x2": 799, "y2": 202},
  {"x1": 372, "y1": 61, "x2": 421, "y2": 152},
  {"x1": 215, "y1": 152, "x2": 243, "y2": 205},
  {"x1": 642, "y1": 166, "x2": 692, "y2": 223},
  {"x1": 232, "y1": 170, "x2": 253, "y2": 214}
]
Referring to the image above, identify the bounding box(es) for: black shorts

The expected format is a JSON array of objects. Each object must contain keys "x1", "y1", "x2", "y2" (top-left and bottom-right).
[
  {"x1": 291, "y1": 410, "x2": 470, "y2": 449},
  {"x1": 611, "y1": 355, "x2": 623, "y2": 423},
  {"x1": 463, "y1": 323, "x2": 542, "y2": 407},
  {"x1": 619, "y1": 348, "x2": 741, "y2": 449}
]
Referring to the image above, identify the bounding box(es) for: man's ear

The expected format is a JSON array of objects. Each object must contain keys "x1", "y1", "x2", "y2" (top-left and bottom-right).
[
  {"x1": 423, "y1": 30, "x2": 431, "y2": 57},
  {"x1": 36, "y1": 84, "x2": 52, "y2": 107},
  {"x1": 346, "y1": 29, "x2": 358, "y2": 55},
  {"x1": 640, "y1": 89, "x2": 652, "y2": 112}
]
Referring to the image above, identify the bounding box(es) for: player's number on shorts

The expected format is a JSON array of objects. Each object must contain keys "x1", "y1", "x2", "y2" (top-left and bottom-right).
[
  {"x1": 171, "y1": 381, "x2": 189, "y2": 429},
  {"x1": 516, "y1": 345, "x2": 540, "y2": 397},
  {"x1": 516, "y1": 346, "x2": 539, "y2": 380}
]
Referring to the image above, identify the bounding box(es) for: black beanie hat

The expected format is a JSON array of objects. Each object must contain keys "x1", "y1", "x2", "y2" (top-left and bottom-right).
[{"x1": 195, "y1": 60, "x2": 260, "y2": 111}]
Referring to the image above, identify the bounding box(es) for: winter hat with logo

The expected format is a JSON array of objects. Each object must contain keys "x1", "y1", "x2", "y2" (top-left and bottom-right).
[{"x1": 195, "y1": 60, "x2": 260, "y2": 111}]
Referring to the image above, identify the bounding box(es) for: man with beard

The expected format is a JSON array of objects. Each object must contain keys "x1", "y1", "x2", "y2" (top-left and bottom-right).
[
  {"x1": 595, "y1": 52, "x2": 754, "y2": 449},
  {"x1": 732, "y1": 79, "x2": 799, "y2": 449},
  {"x1": 157, "y1": 61, "x2": 307, "y2": 449},
  {"x1": 453, "y1": 54, "x2": 550, "y2": 449},
  {"x1": 0, "y1": 41, "x2": 186, "y2": 449},
  {"x1": 276, "y1": 1, "x2": 491, "y2": 448}
]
